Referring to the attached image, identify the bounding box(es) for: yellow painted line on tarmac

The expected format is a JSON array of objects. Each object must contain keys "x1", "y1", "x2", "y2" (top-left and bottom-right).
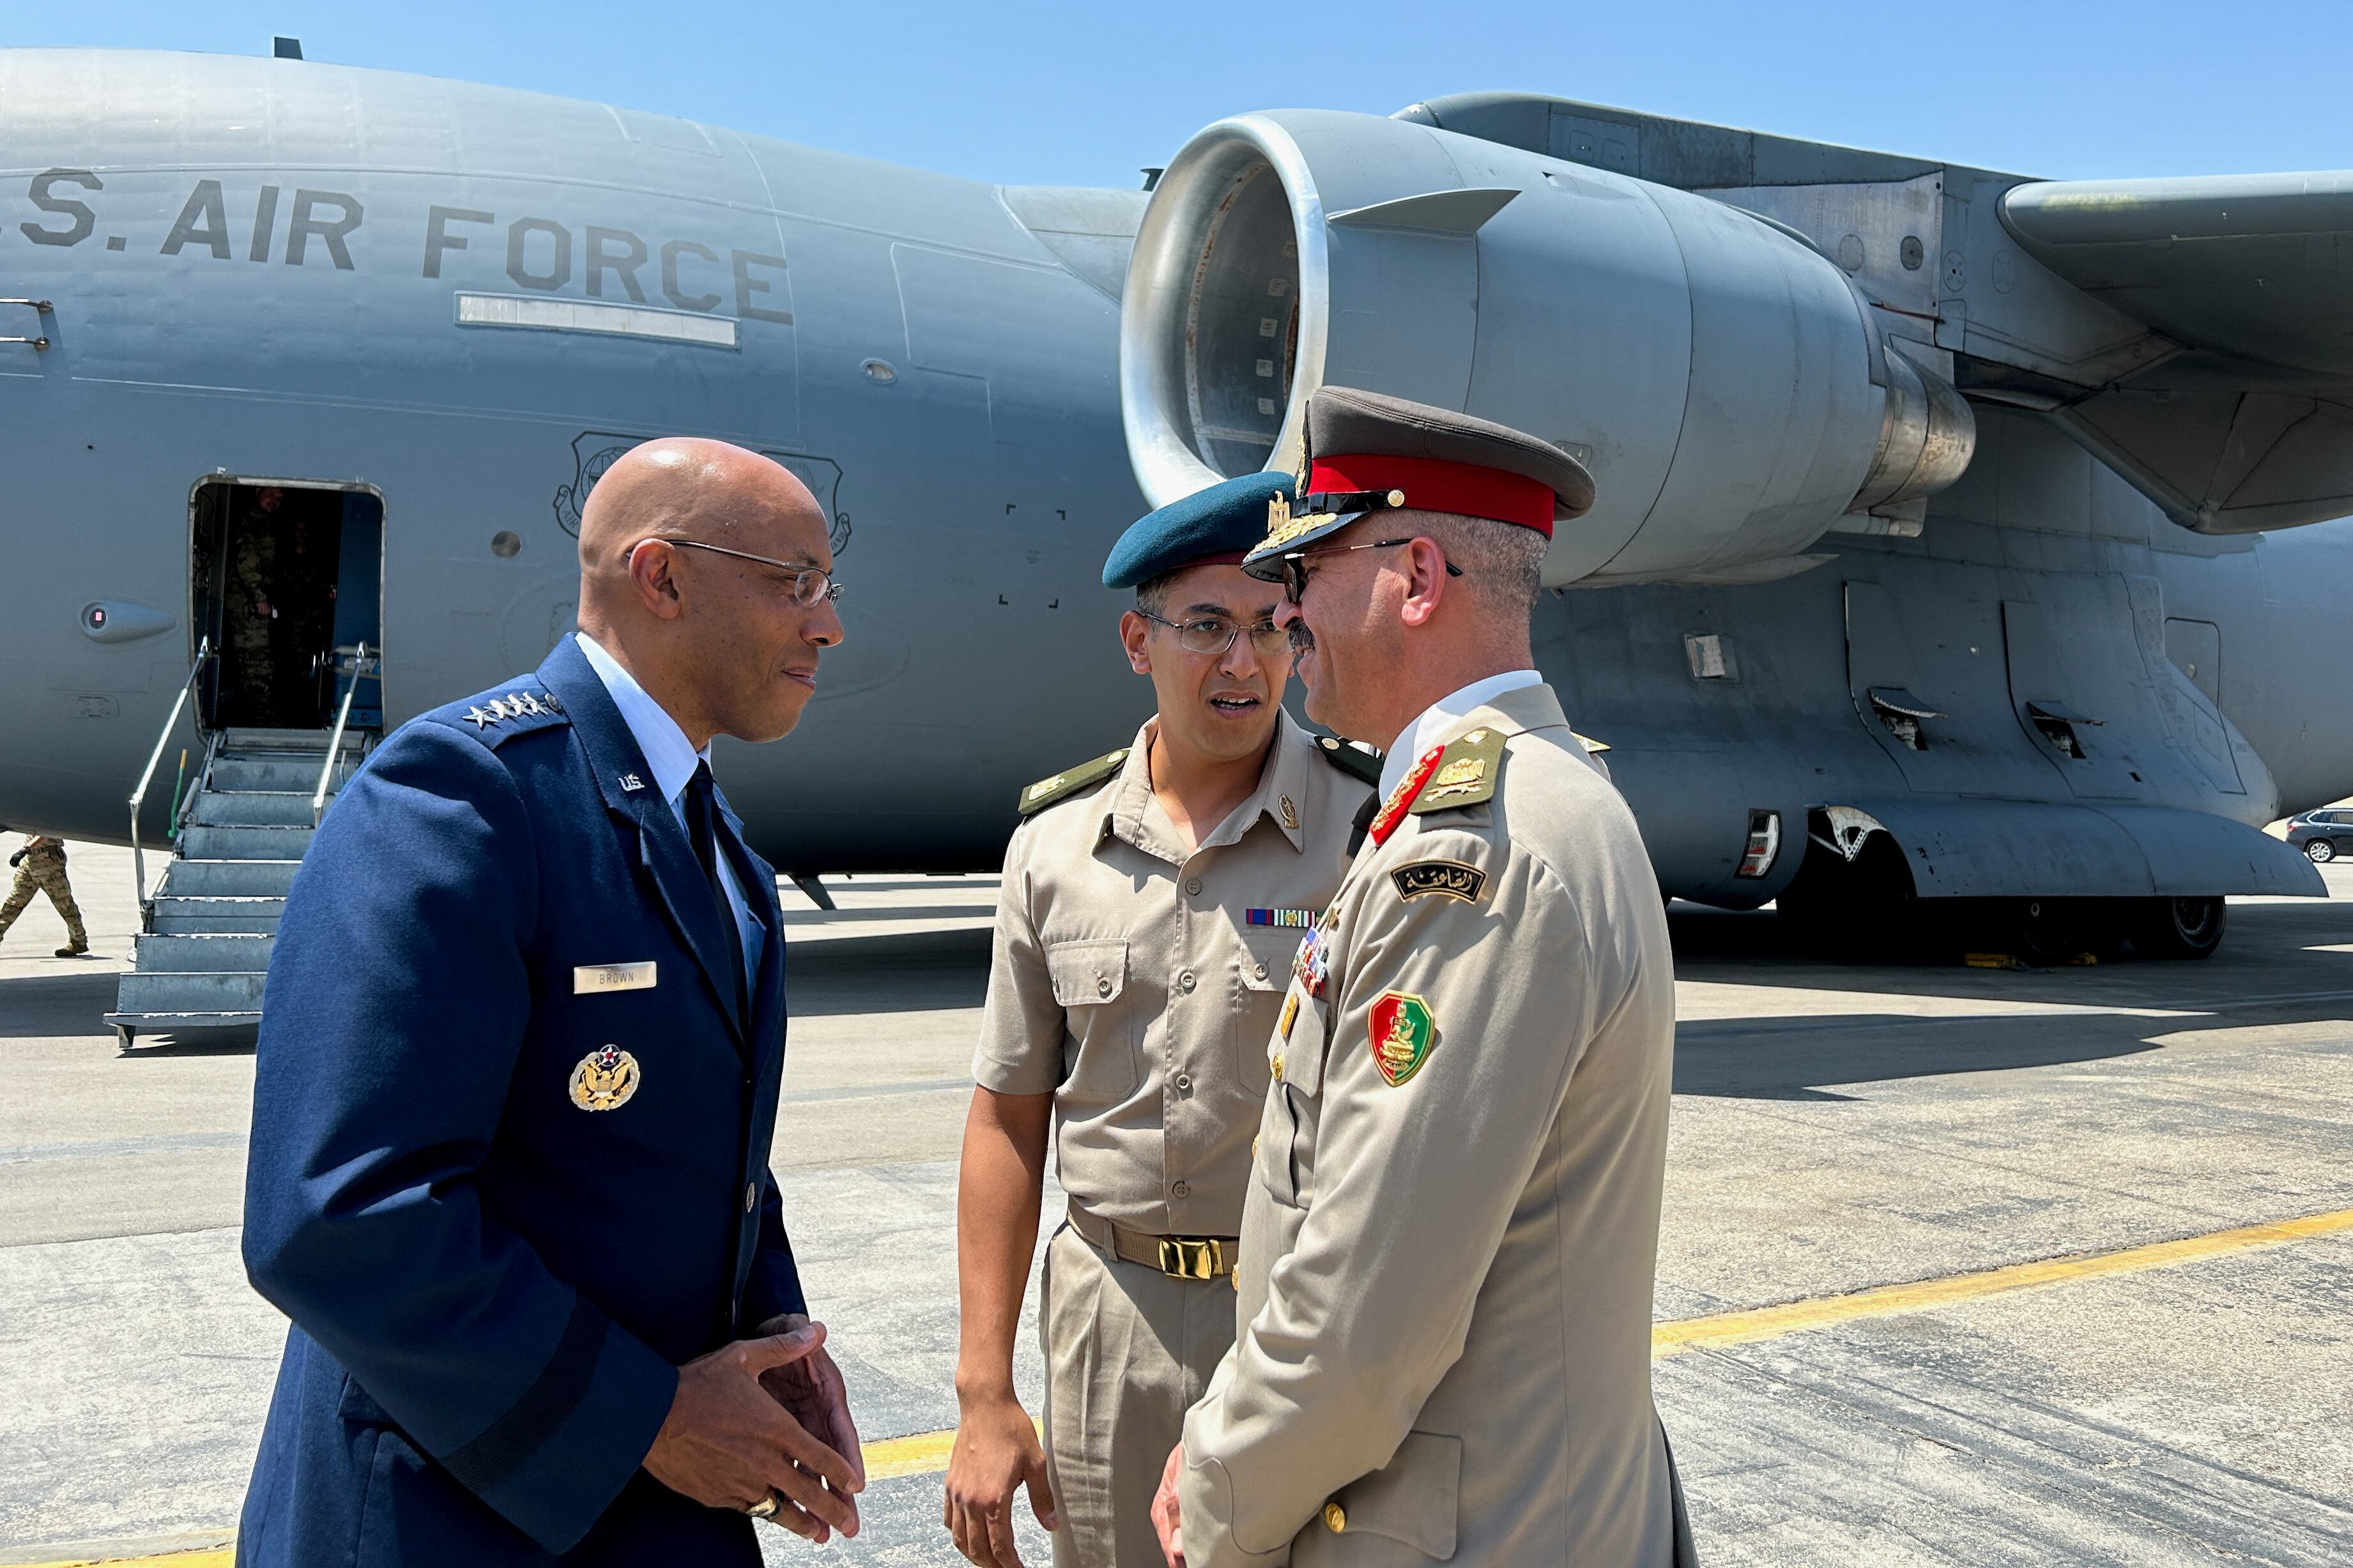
[
  {"x1": 1652, "y1": 1205, "x2": 2353, "y2": 1359},
  {"x1": 15, "y1": 1553, "x2": 231, "y2": 1568},
  {"x1": 38, "y1": 1208, "x2": 2353, "y2": 1563}
]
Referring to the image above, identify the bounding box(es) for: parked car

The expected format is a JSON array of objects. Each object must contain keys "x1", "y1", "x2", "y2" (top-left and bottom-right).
[{"x1": 2285, "y1": 808, "x2": 2353, "y2": 862}]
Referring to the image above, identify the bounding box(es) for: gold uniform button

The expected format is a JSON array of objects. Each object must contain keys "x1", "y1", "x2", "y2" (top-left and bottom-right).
[
  {"x1": 1271, "y1": 1054, "x2": 1284, "y2": 1081},
  {"x1": 1323, "y1": 1501, "x2": 1347, "y2": 1533}
]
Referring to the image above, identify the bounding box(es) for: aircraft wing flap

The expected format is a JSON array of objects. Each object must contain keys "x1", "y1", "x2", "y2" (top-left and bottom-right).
[{"x1": 2000, "y1": 172, "x2": 2353, "y2": 381}]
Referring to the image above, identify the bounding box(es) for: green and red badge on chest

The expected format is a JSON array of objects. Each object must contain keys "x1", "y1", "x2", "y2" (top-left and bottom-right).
[{"x1": 1368, "y1": 991, "x2": 1436, "y2": 1086}]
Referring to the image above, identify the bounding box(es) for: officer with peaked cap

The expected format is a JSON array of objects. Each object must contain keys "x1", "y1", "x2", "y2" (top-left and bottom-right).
[
  {"x1": 946, "y1": 472, "x2": 1379, "y2": 1568},
  {"x1": 1153, "y1": 387, "x2": 1698, "y2": 1566}
]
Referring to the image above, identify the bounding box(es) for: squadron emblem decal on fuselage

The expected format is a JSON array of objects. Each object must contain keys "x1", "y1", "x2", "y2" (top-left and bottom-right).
[{"x1": 552, "y1": 430, "x2": 854, "y2": 556}]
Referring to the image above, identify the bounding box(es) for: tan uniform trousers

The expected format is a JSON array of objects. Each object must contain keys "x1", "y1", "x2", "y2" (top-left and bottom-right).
[
  {"x1": 1042, "y1": 1224, "x2": 1236, "y2": 1568},
  {"x1": 0, "y1": 855, "x2": 85, "y2": 947}
]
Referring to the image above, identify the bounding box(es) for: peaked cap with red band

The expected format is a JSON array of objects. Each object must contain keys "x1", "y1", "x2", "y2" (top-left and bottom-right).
[{"x1": 1242, "y1": 386, "x2": 1595, "y2": 578}]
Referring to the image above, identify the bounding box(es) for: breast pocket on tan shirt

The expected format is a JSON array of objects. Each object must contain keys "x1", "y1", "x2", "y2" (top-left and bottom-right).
[{"x1": 1045, "y1": 938, "x2": 1138, "y2": 1099}]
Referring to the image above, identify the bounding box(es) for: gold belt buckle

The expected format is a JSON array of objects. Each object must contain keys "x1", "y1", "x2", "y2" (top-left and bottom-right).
[{"x1": 1158, "y1": 1237, "x2": 1223, "y2": 1281}]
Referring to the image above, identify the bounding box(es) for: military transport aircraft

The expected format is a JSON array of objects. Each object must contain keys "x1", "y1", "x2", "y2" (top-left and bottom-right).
[{"x1": 2, "y1": 48, "x2": 2347, "y2": 1035}]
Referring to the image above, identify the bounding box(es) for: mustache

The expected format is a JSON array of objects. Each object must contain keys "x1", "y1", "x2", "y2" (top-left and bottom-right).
[{"x1": 1287, "y1": 624, "x2": 1316, "y2": 655}]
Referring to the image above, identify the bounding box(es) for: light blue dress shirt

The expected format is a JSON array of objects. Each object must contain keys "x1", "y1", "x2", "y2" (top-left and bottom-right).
[{"x1": 575, "y1": 632, "x2": 764, "y2": 977}]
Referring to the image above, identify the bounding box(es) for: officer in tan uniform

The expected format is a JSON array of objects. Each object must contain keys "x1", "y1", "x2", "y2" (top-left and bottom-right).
[
  {"x1": 1, "y1": 835, "x2": 89, "y2": 957},
  {"x1": 1153, "y1": 388, "x2": 1697, "y2": 1567},
  {"x1": 946, "y1": 473, "x2": 1379, "y2": 1568}
]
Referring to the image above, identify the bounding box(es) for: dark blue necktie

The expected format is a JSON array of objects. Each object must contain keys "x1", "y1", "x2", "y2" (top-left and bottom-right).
[{"x1": 684, "y1": 761, "x2": 747, "y2": 1020}]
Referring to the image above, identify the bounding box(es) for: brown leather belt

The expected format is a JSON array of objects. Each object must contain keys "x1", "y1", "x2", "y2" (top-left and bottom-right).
[{"x1": 1066, "y1": 1198, "x2": 1238, "y2": 1283}]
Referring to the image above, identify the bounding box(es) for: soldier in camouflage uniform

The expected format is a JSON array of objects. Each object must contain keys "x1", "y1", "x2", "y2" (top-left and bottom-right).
[
  {"x1": 226, "y1": 487, "x2": 287, "y2": 724},
  {"x1": 0, "y1": 835, "x2": 89, "y2": 957}
]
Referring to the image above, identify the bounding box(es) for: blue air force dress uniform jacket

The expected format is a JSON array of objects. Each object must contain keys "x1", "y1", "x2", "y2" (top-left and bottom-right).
[{"x1": 238, "y1": 633, "x2": 806, "y2": 1566}]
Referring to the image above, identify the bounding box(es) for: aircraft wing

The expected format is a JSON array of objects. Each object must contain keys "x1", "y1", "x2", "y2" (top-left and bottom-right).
[
  {"x1": 2000, "y1": 172, "x2": 2353, "y2": 535},
  {"x1": 2000, "y1": 172, "x2": 2353, "y2": 381}
]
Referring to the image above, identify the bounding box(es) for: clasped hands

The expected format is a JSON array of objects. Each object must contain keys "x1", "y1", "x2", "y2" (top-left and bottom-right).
[{"x1": 642, "y1": 1312, "x2": 867, "y2": 1543}]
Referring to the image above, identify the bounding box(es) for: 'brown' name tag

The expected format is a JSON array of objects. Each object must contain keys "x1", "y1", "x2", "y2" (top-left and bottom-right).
[{"x1": 574, "y1": 962, "x2": 657, "y2": 994}]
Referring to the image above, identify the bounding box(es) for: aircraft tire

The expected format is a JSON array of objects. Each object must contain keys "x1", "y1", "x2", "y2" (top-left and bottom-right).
[
  {"x1": 2003, "y1": 897, "x2": 2084, "y2": 968},
  {"x1": 2129, "y1": 896, "x2": 2227, "y2": 960}
]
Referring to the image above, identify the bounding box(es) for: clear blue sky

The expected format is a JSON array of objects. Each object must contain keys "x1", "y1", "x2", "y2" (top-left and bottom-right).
[{"x1": 15, "y1": 2, "x2": 2351, "y2": 188}]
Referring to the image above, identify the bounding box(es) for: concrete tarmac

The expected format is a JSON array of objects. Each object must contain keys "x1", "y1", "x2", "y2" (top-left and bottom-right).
[{"x1": 1, "y1": 844, "x2": 2348, "y2": 1565}]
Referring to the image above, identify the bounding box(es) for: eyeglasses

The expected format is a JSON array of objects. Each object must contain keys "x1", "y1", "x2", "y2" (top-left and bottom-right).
[
  {"x1": 632, "y1": 537, "x2": 843, "y2": 606},
  {"x1": 1137, "y1": 610, "x2": 1291, "y2": 657},
  {"x1": 1275, "y1": 538, "x2": 1462, "y2": 603}
]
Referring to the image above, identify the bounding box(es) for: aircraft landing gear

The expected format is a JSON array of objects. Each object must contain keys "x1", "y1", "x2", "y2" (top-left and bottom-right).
[
  {"x1": 2129, "y1": 895, "x2": 2227, "y2": 960},
  {"x1": 2000, "y1": 898, "x2": 2083, "y2": 969}
]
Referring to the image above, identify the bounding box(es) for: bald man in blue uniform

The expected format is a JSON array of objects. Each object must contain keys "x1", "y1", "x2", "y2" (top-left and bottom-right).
[{"x1": 238, "y1": 439, "x2": 865, "y2": 1565}]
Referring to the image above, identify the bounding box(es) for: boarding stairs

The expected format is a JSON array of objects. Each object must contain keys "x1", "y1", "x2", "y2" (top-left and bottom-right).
[{"x1": 107, "y1": 643, "x2": 377, "y2": 1048}]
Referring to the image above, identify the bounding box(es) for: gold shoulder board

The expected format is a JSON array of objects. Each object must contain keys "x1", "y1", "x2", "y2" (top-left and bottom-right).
[
  {"x1": 1016, "y1": 747, "x2": 1131, "y2": 816},
  {"x1": 1408, "y1": 726, "x2": 1509, "y2": 814}
]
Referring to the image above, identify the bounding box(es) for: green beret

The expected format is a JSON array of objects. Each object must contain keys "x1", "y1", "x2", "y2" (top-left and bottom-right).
[{"x1": 1103, "y1": 471, "x2": 1297, "y2": 590}]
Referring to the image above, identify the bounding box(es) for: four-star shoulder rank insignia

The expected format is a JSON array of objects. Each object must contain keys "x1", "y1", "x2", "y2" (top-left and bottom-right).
[
  {"x1": 569, "y1": 1044, "x2": 641, "y2": 1111},
  {"x1": 1368, "y1": 991, "x2": 1436, "y2": 1086},
  {"x1": 456, "y1": 689, "x2": 570, "y2": 749},
  {"x1": 464, "y1": 691, "x2": 554, "y2": 729},
  {"x1": 1016, "y1": 747, "x2": 1131, "y2": 816}
]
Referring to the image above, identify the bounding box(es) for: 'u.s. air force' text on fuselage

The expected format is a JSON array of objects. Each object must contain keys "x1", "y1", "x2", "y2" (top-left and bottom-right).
[{"x1": 17, "y1": 167, "x2": 790, "y2": 324}]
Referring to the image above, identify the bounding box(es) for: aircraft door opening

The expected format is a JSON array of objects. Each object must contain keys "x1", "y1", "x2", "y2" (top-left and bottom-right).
[{"x1": 191, "y1": 479, "x2": 384, "y2": 733}]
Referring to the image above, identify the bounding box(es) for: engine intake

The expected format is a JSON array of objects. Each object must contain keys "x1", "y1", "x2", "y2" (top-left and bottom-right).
[{"x1": 1121, "y1": 110, "x2": 1975, "y2": 586}]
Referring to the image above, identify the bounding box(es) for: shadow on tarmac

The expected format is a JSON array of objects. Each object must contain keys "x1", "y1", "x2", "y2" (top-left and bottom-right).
[
  {"x1": 1673, "y1": 1012, "x2": 2162, "y2": 1100},
  {"x1": 785, "y1": 928, "x2": 990, "y2": 1019},
  {"x1": 0, "y1": 971, "x2": 123, "y2": 1040}
]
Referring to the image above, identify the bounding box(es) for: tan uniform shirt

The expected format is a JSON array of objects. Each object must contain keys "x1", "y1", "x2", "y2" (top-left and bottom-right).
[
  {"x1": 974, "y1": 712, "x2": 1371, "y2": 1237},
  {"x1": 1179, "y1": 683, "x2": 1679, "y2": 1565}
]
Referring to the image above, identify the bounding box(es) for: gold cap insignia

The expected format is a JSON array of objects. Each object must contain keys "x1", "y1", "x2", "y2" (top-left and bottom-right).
[
  {"x1": 569, "y1": 1045, "x2": 641, "y2": 1111},
  {"x1": 1257, "y1": 491, "x2": 1332, "y2": 554}
]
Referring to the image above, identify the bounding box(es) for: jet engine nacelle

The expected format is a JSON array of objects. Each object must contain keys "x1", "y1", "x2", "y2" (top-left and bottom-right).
[{"x1": 1121, "y1": 110, "x2": 1974, "y2": 586}]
